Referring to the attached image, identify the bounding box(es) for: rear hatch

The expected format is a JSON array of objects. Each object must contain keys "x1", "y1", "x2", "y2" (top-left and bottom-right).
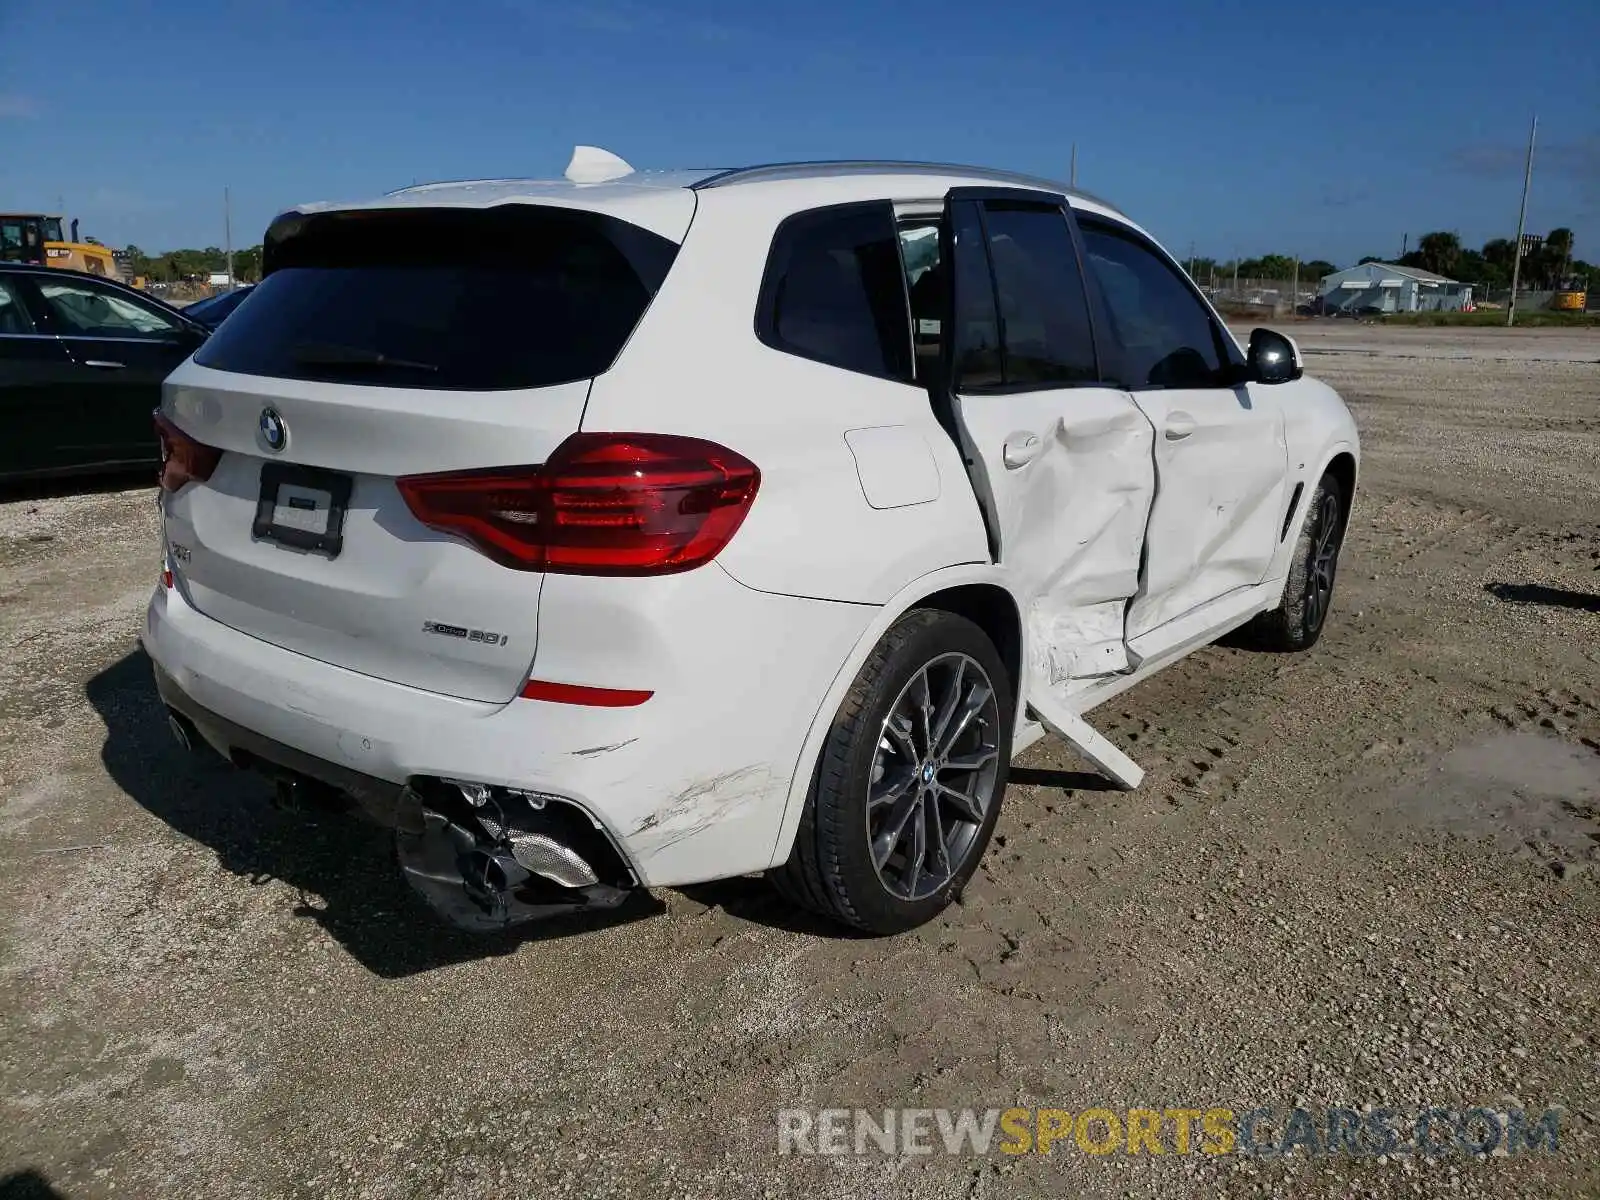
[{"x1": 158, "y1": 201, "x2": 685, "y2": 702}]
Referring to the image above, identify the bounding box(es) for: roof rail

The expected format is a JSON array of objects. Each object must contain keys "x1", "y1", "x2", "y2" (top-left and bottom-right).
[{"x1": 690, "y1": 160, "x2": 1123, "y2": 212}]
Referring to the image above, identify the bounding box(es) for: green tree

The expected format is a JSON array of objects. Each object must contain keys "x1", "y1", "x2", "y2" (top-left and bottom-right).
[
  {"x1": 1545, "y1": 228, "x2": 1575, "y2": 286},
  {"x1": 232, "y1": 245, "x2": 263, "y2": 281},
  {"x1": 1415, "y1": 231, "x2": 1462, "y2": 277},
  {"x1": 1301, "y1": 259, "x2": 1338, "y2": 281}
]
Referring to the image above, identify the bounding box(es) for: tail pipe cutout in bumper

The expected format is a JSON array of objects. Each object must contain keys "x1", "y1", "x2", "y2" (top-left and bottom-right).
[{"x1": 394, "y1": 778, "x2": 635, "y2": 931}]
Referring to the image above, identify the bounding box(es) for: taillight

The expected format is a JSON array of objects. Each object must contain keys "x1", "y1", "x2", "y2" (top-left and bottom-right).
[
  {"x1": 154, "y1": 411, "x2": 222, "y2": 492},
  {"x1": 396, "y1": 433, "x2": 760, "y2": 575}
]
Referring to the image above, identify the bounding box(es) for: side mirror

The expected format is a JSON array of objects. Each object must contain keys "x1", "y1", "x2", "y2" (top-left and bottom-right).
[{"x1": 1247, "y1": 327, "x2": 1303, "y2": 384}]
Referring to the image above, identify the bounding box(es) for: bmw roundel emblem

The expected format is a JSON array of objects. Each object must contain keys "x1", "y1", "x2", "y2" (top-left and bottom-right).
[{"x1": 259, "y1": 407, "x2": 287, "y2": 452}]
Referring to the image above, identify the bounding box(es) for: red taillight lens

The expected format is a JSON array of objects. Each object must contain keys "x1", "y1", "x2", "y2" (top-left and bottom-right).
[
  {"x1": 397, "y1": 433, "x2": 761, "y2": 575},
  {"x1": 154, "y1": 411, "x2": 222, "y2": 492}
]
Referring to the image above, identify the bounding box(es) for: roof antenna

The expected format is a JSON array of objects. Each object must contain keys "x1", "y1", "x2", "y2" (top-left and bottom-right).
[{"x1": 565, "y1": 145, "x2": 635, "y2": 184}]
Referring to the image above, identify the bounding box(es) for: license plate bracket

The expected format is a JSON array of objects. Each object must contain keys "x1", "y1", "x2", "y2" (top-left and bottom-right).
[{"x1": 252, "y1": 463, "x2": 353, "y2": 557}]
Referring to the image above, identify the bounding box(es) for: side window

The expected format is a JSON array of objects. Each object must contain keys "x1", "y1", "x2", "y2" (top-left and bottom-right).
[
  {"x1": 948, "y1": 201, "x2": 1003, "y2": 390},
  {"x1": 1078, "y1": 219, "x2": 1226, "y2": 389},
  {"x1": 0, "y1": 279, "x2": 36, "y2": 334},
  {"x1": 899, "y1": 221, "x2": 944, "y2": 382},
  {"x1": 982, "y1": 203, "x2": 1098, "y2": 386},
  {"x1": 36, "y1": 279, "x2": 181, "y2": 338},
  {"x1": 758, "y1": 203, "x2": 913, "y2": 383}
]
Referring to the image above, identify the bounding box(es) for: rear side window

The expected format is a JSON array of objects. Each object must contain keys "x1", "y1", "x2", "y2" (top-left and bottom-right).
[
  {"x1": 757, "y1": 203, "x2": 913, "y2": 383},
  {"x1": 195, "y1": 206, "x2": 678, "y2": 391}
]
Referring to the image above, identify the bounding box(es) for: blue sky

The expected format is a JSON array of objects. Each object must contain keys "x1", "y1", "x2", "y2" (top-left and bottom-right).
[{"x1": 4, "y1": 0, "x2": 1598, "y2": 265}]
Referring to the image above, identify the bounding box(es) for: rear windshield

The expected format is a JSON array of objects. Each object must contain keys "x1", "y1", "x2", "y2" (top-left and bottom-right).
[{"x1": 195, "y1": 206, "x2": 678, "y2": 391}]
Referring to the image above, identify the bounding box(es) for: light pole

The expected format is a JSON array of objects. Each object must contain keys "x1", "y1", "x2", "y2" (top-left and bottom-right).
[{"x1": 1507, "y1": 115, "x2": 1537, "y2": 327}]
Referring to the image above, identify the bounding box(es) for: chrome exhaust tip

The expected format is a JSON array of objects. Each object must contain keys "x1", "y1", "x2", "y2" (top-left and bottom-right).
[
  {"x1": 166, "y1": 708, "x2": 194, "y2": 753},
  {"x1": 507, "y1": 831, "x2": 600, "y2": 888}
]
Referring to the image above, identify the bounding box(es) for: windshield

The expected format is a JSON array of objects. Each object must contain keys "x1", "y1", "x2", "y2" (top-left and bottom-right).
[{"x1": 196, "y1": 206, "x2": 678, "y2": 391}]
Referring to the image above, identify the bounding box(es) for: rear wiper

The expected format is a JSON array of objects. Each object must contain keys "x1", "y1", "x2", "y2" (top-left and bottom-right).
[{"x1": 292, "y1": 342, "x2": 439, "y2": 373}]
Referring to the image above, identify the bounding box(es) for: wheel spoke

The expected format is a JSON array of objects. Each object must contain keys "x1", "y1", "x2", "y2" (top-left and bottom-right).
[
  {"x1": 924, "y1": 791, "x2": 950, "y2": 879},
  {"x1": 934, "y1": 779, "x2": 986, "y2": 825},
  {"x1": 883, "y1": 713, "x2": 918, "y2": 764},
  {"x1": 906, "y1": 800, "x2": 928, "y2": 886},
  {"x1": 871, "y1": 789, "x2": 921, "y2": 870},
  {"x1": 929, "y1": 658, "x2": 966, "y2": 751},
  {"x1": 910, "y1": 668, "x2": 935, "y2": 758},
  {"x1": 868, "y1": 764, "x2": 918, "y2": 811},
  {"x1": 941, "y1": 746, "x2": 998, "y2": 774},
  {"x1": 934, "y1": 681, "x2": 993, "y2": 759}
]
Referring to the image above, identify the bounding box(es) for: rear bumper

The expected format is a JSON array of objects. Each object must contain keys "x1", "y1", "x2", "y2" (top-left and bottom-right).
[
  {"x1": 152, "y1": 661, "x2": 411, "y2": 826},
  {"x1": 143, "y1": 565, "x2": 873, "y2": 887}
]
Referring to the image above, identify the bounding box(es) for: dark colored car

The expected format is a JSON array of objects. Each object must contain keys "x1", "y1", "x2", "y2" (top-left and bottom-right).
[
  {"x1": 0, "y1": 263, "x2": 209, "y2": 481},
  {"x1": 182, "y1": 284, "x2": 255, "y2": 329}
]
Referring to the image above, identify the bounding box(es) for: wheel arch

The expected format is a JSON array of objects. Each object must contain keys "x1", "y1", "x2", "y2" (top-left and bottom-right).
[{"x1": 764, "y1": 565, "x2": 1023, "y2": 870}]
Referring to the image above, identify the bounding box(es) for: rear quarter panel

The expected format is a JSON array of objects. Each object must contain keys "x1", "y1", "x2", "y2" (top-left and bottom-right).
[{"x1": 581, "y1": 184, "x2": 991, "y2": 604}]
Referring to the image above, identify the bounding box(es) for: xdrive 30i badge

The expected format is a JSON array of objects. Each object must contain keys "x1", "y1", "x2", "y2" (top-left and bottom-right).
[{"x1": 423, "y1": 620, "x2": 508, "y2": 647}]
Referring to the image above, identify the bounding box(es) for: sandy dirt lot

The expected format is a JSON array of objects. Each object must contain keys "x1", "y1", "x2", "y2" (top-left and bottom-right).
[{"x1": 1, "y1": 324, "x2": 1597, "y2": 1199}]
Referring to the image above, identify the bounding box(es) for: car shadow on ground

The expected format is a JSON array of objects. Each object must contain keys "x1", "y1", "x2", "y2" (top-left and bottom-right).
[
  {"x1": 1485, "y1": 582, "x2": 1600, "y2": 613},
  {"x1": 1007, "y1": 766, "x2": 1120, "y2": 791},
  {"x1": 85, "y1": 648, "x2": 665, "y2": 978},
  {"x1": 0, "y1": 1170, "x2": 69, "y2": 1200},
  {"x1": 0, "y1": 468, "x2": 153, "y2": 504}
]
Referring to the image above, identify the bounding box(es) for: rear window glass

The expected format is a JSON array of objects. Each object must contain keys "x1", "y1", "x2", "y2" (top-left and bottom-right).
[
  {"x1": 195, "y1": 206, "x2": 678, "y2": 391},
  {"x1": 757, "y1": 203, "x2": 913, "y2": 384}
]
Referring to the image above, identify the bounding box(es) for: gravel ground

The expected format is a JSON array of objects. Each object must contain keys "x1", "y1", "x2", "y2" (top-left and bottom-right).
[{"x1": 1, "y1": 324, "x2": 1597, "y2": 1199}]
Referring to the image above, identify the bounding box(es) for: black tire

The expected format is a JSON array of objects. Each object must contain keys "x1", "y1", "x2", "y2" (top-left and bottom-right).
[
  {"x1": 1244, "y1": 472, "x2": 1346, "y2": 651},
  {"x1": 770, "y1": 609, "x2": 1014, "y2": 935}
]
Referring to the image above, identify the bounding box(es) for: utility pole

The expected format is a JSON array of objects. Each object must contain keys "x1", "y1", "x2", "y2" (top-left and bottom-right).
[
  {"x1": 1508, "y1": 114, "x2": 1538, "y2": 327},
  {"x1": 1401, "y1": 232, "x2": 1408, "y2": 260},
  {"x1": 1070, "y1": 143, "x2": 1077, "y2": 189},
  {"x1": 1291, "y1": 257, "x2": 1300, "y2": 312},
  {"x1": 224, "y1": 186, "x2": 235, "y2": 291}
]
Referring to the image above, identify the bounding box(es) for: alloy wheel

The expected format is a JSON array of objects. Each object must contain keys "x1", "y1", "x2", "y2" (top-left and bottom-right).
[
  {"x1": 866, "y1": 652, "x2": 1002, "y2": 902},
  {"x1": 1304, "y1": 490, "x2": 1342, "y2": 633}
]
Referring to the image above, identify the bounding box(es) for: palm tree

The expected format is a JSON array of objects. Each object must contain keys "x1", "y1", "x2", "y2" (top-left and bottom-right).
[{"x1": 1416, "y1": 231, "x2": 1462, "y2": 277}]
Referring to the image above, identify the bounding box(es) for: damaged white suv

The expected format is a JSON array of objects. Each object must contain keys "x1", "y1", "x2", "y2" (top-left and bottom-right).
[{"x1": 146, "y1": 150, "x2": 1358, "y2": 934}]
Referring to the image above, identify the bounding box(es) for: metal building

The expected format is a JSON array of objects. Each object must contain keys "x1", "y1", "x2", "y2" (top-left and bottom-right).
[{"x1": 1318, "y1": 262, "x2": 1473, "y2": 314}]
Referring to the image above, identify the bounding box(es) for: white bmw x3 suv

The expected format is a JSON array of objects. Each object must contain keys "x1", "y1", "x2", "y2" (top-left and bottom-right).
[{"x1": 146, "y1": 152, "x2": 1358, "y2": 935}]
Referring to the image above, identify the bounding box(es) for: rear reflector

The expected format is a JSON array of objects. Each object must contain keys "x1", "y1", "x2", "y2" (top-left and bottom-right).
[
  {"x1": 154, "y1": 411, "x2": 223, "y2": 492},
  {"x1": 397, "y1": 432, "x2": 760, "y2": 575},
  {"x1": 519, "y1": 679, "x2": 653, "y2": 707}
]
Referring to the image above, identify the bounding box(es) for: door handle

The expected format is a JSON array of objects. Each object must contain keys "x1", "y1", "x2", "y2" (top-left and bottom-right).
[
  {"x1": 1002, "y1": 434, "x2": 1043, "y2": 469},
  {"x1": 83, "y1": 359, "x2": 126, "y2": 370},
  {"x1": 1164, "y1": 412, "x2": 1196, "y2": 440}
]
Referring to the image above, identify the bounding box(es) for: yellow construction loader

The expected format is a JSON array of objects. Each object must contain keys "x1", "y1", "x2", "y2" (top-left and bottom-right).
[{"x1": 0, "y1": 213, "x2": 120, "y2": 277}]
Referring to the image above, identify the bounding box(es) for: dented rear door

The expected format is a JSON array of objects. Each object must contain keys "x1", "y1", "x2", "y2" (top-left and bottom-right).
[{"x1": 939, "y1": 190, "x2": 1155, "y2": 703}]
